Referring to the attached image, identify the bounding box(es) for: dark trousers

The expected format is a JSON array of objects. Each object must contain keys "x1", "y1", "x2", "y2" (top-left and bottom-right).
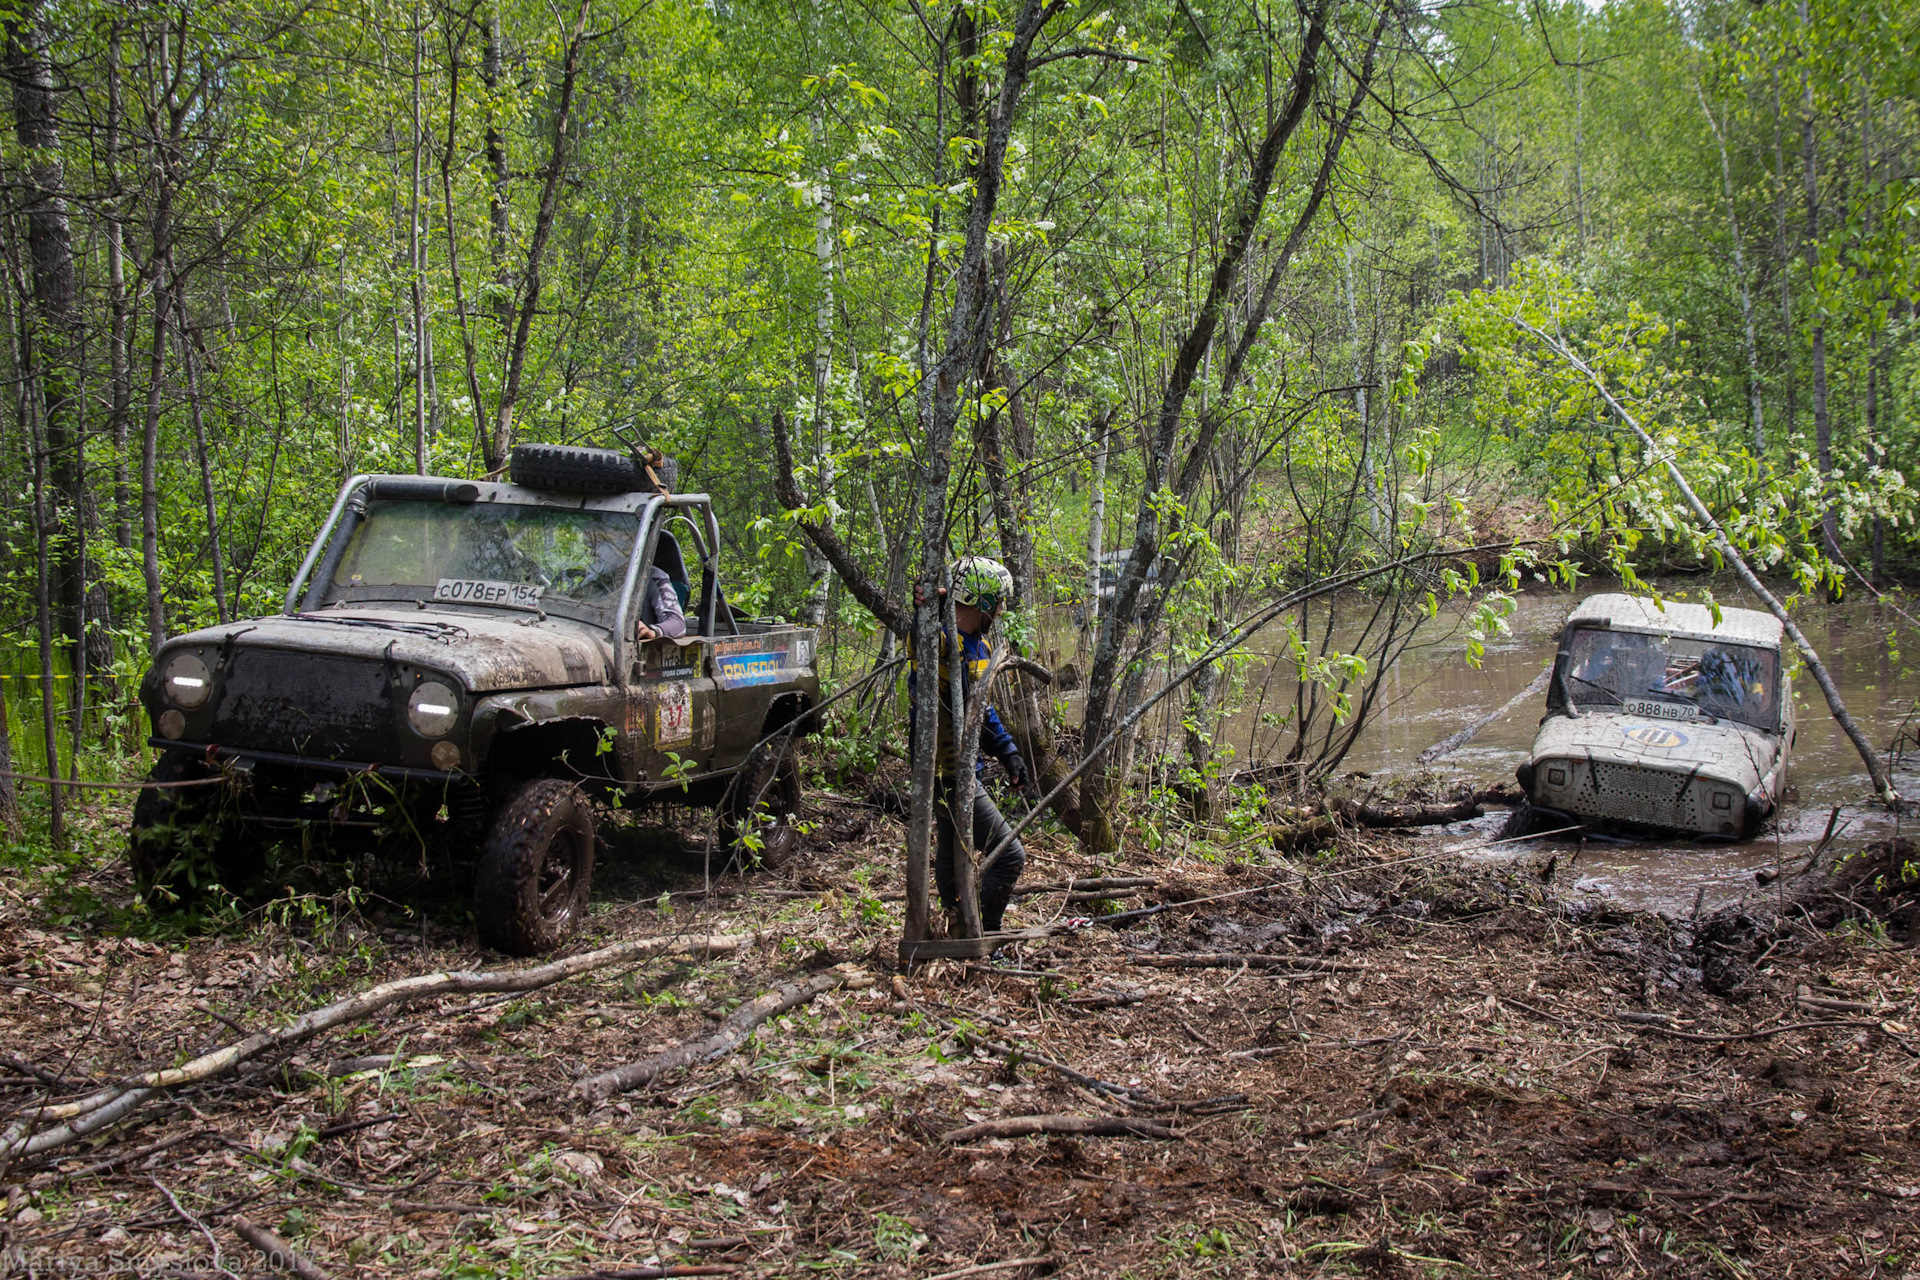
[{"x1": 934, "y1": 780, "x2": 1026, "y2": 933}]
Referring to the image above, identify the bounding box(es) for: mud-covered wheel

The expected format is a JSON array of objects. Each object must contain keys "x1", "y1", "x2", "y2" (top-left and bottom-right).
[
  {"x1": 476, "y1": 779, "x2": 597, "y2": 955},
  {"x1": 509, "y1": 443, "x2": 676, "y2": 495},
  {"x1": 129, "y1": 751, "x2": 249, "y2": 904},
  {"x1": 1500, "y1": 800, "x2": 1549, "y2": 841},
  {"x1": 722, "y1": 739, "x2": 801, "y2": 869}
]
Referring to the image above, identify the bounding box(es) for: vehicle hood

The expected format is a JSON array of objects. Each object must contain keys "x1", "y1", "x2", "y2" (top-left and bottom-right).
[
  {"x1": 1529, "y1": 711, "x2": 1781, "y2": 791},
  {"x1": 163, "y1": 609, "x2": 613, "y2": 693}
]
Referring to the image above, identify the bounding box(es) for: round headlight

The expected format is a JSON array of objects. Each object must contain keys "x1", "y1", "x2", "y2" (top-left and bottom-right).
[
  {"x1": 407, "y1": 680, "x2": 460, "y2": 738},
  {"x1": 163, "y1": 652, "x2": 212, "y2": 709}
]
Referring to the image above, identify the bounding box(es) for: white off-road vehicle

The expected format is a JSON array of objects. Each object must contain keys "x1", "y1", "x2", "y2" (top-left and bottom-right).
[{"x1": 1513, "y1": 594, "x2": 1794, "y2": 839}]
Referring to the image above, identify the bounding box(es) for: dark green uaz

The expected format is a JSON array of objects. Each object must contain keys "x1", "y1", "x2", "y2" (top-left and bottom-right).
[{"x1": 133, "y1": 445, "x2": 820, "y2": 954}]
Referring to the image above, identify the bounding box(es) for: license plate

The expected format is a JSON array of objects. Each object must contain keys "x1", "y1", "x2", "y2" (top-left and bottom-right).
[
  {"x1": 1621, "y1": 698, "x2": 1698, "y2": 721},
  {"x1": 434, "y1": 578, "x2": 545, "y2": 610}
]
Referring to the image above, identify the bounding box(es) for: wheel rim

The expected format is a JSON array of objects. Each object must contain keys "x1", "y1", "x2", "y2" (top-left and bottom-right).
[{"x1": 537, "y1": 824, "x2": 589, "y2": 927}]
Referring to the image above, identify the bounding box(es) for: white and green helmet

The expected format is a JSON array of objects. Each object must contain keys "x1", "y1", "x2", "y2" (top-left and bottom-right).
[{"x1": 951, "y1": 556, "x2": 1014, "y2": 616}]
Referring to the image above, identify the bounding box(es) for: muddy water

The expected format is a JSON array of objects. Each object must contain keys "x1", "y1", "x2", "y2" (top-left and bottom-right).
[
  {"x1": 1047, "y1": 585, "x2": 1917, "y2": 914},
  {"x1": 1327, "y1": 586, "x2": 1920, "y2": 913}
]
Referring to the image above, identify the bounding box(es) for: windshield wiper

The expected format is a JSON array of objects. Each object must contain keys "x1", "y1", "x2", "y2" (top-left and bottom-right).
[
  {"x1": 289, "y1": 613, "x2": 468, "y2": 643},
  {"x1": 1565, "y1": 673, "x2": 1624, "y2": 706}
]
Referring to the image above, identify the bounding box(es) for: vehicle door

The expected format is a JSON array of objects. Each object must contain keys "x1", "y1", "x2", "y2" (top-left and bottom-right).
[{"x1": 621, "y1": 502, "x2": 720, "y2": 784}]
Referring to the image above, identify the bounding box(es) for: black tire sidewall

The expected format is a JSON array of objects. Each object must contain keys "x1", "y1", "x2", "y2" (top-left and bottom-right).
[
  {"x1": 724, "y1": 743, "x2": 801, "y2": 868},
  {"x1": 476, "y1": 779, "x2": 597, "y2": 955},
  {"x1": 508, "y1": 444, "x2": 675, "y2": 495},
  {"x1": 129, "y1": 752, "x2": 244, "y2": 900}
]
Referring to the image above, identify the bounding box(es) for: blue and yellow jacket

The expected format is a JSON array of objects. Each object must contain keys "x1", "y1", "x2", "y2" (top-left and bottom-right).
[{"x1": 908, "y1": 629, "x2": 1018, "y2": 778}]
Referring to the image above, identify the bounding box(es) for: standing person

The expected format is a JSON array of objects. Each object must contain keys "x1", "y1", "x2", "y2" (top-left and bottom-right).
[{"x1": 911, "y1": 557, "x2": 1030, "y2": 934}]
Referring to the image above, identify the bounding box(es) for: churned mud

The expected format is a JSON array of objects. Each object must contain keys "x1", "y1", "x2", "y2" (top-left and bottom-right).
[{"x1": 3, "y1": 780, "x2": 1918, "y2": 1278}]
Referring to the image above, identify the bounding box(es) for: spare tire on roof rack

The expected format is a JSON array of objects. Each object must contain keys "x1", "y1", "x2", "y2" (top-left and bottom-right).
[{"x1": 509, "y1": 443, "x2": 677, "y2": 495}]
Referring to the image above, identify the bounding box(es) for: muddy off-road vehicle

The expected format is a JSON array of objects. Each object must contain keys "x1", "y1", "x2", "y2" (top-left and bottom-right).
[
  {"x1": 132, "y1": 445, "x2": 819, "y2": 953},
  {"x1": 1513, "y1": 593, "x2": 1794, "y2": 839}
]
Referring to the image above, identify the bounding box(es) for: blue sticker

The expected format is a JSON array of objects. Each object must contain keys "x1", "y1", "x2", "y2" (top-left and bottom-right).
[
  {"x1": 1623, "y1": 724, "x2": 1690, "y2": 749},
  {"x1": 715, "y1": 653, "x2": 782, "y2": 689}
]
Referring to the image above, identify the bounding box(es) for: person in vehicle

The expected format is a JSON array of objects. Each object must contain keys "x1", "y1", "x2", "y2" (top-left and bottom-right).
[
  {"x1": 1680, "y1": 646, "x2": 1768, "y2": 709},
  {"x1": 910, "y1": 557, "x2": 1030, "y2": 935},
  {"x1": 634, "y1": 564, "x2": 686, "y2": 641}
]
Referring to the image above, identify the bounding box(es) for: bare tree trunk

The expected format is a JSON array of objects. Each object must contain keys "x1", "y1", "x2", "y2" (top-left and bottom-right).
[
  {"x1": 902, "y1": 0, "x2": 1057, "y2": 951},
  {"x1": 439, "y1": 6, "x2": 491, "y2": 461},
  {"x1": 1698, "y1": 84, "x2": 1766, "y2": 459},
  {"x1": 174, "y1": 296, "x2": 228, "y2": 623},
  {"x1": 410, "y1": 0, "x2": 428, "y2": 474},
  {"x1": 1084, "y1": 408, "x2": 1110, "y2": 636},
  {"x1": 485, "y1": 5, "x2": 508, "y2": 334},
  {"x1": 8, "y1": 0, "x2": 83, "y2": 669},
  {"x1": 1770, "y1": 70, "x2": 1797, "y2": 442},
  {"x1": 139, "y1": 273, "x2": 172, "y2": 654},
  {"x1": 1081, "y1": 1, "x2": 1347, "y2": 852},
  {"x1": 1799, "y1": 22, "x2": 1836, "y2": 561},
  {"x1": 0, "y1": 671, "x2": 17, "y2": 835},
  {"x1": 10, "y1": 274, "x2": 64, "y2": 844},
  {"x1": 105, "y1": 26, "x2": 134, "y2": 553},
  {"x1": 138, "y1": 28, "x2": 178, "y2": 655},
  {"x1": 488, "y1": 0, "x2": 590, "y2": 471},
  {"x1": 801, "y1": 69, "x2": 836, "y2": 627}
]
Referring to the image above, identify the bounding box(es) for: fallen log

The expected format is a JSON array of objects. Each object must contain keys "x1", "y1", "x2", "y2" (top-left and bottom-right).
[
  {"x1": 546, "y1": 1268, "x2": 738, "y2": 1280},
  {"x1": 947, "y1": 1026, "x2": 1164, "y2": 1106},
  {"x1": 233, "y1": 1215, "x2": 333, "y2": 1280},
  {"x1": 1129, "y1": 952, "x2": 1367, "y2": 973},
  {"x1": 1416, "y1": 666, "x2": 1553, "y2": 764},
  {"x1": 1060, "y1": 990, "x2": 1146, "y2": 1009},
  {"x1": 574, "y1": 965, "x2": 868, "y2": 1102},
  {"x1": 1322, "y1": 795, "x2": 1482, "y2": 828},
  {"x1": 1013, "y1": 875, "x2": 1157, "y2": 897},
  {"x1": 940, "y1": 1114, "x2": 1183, "y2": 1143},
  {"x1": 0, "y1": 931, "x2": 756, "y2": 1165}
]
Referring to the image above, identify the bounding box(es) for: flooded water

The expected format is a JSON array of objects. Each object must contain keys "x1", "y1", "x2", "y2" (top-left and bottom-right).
[{"x1": 1054, "y1": 583, "x2": 1920, "y2": 915}]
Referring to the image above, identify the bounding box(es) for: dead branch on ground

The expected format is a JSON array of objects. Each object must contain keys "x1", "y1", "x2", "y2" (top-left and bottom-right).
[
  {"x1": 574, "y1": 965, "x2": 869, "y2": 1103},
  {"x1": 0, "y1": 931, "x2": 756, "y2": 1165},
  {"x1": 233, "y1": 1215, "x2": 333, "y2": 1280},
  {"x1": 940, "y1": 1114, "x2": 1183, "y2": 1143}
]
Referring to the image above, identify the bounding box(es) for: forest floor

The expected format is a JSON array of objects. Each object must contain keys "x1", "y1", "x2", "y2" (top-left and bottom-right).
[{"x1": 2, "y1": 769, "x2": 1919, "y2": 1279}]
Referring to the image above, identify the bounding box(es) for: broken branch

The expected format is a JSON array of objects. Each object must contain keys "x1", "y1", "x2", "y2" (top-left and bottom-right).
[
  {"x1": 233, "y1": 1215, "x2": 333, "y2": 1280},
  {"x1": 574, "y1": 965, "x2": 866, "y2": 1103},
  {"x1": 0, "y1": 931, "x2": 756, "y2": 1163},
  {"x1": 1129, "y1": 953, "x2": 1367, "y2": 974},
  {"x1": 939, "y1": 1114, "x2": 1183, "y2": 1143}
]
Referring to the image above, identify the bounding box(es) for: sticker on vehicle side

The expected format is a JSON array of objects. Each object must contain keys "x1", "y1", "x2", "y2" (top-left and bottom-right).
[
  {"x1": 1623, "y1": 724, "x2": 1691, "y2": 748},
  {"x1": 656, "y1": 681, "x2": 693, "y2": 746},
  {"x1": 715, "y1": 652, "x2": 782, "y2": 688},
  {"x1": 434, "y1": 578, "x2": 544, "y2": 609}
]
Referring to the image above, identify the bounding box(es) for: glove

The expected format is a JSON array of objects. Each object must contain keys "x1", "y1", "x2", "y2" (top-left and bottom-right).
[{"x1": 1001, "y1": 752, "x2": 1029, "y2": 790}]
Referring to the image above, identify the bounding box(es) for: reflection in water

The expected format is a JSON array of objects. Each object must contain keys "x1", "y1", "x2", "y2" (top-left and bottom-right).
[{"x1": 1054, "y1": 584, "x2": 1918, "y2": 915}]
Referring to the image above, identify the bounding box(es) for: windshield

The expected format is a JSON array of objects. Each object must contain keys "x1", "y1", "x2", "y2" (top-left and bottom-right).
[
  {"x1": 1559, "y1": 627, "x2": 1781, "y2": 730},
  {"x1": 322, "y1": 500, "x2": 639, "y2": 617}
]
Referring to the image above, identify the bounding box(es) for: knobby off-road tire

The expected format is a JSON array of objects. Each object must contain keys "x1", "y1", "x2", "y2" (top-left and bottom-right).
[
  {"x1": 721, "y1": 740, "x2": 802, "y2": 870},
  {"x1": 476, "y1": 779, "x2": 597, "y2": 956},
  {"x1": 509, "y1": 444, "x2": 677, "y2": 495},
  {"x1": 1500, "y1": 800, "x2": 1551, "y2": 842},
  {"x1": 128, "y1": 751, "x2": 250, "y2": 904}
]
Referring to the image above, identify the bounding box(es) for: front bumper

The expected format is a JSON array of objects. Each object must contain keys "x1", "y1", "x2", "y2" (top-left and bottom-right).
[{"x1": 151, "y1": 739, "x2": 466, "y2": 787}]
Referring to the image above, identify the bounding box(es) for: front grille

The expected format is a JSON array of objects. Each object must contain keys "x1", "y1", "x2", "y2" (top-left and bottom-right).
[
  {"x1": 1560, "y1": 758, "x2": 1705, "y2": 830},
  {"x1": 209, "y1": 649, "x2": 399, "y2": 762}
]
